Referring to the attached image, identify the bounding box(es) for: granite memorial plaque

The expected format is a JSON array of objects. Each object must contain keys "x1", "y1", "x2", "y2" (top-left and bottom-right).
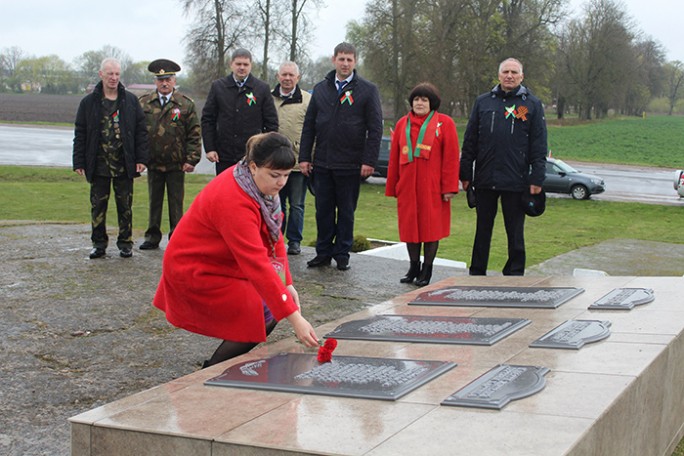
[
  {"x1": 205, "y1": 353, "x2": 457, "y2": 401},
  {"x1": 589, "y1": 288, "x2": 655, "y2": 310},
  {"x1": 324, "y1": 314, "x2": 531, "y2": 346},
  {"x1": 409, "y1": 286, "x2": 584, "y2": 309},
  {"x1": 530, "y1": 320, "x2": 611, "y2": 349},
  {"x1": 441, "y1": 364, "x2": 549, "y2": 410}
]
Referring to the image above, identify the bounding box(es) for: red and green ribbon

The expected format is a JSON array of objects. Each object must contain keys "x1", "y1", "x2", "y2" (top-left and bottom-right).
[
  {"x1": 404, "y1": 110, "x2": 435, "y2": 162},
  {"x1": 246, "y1": 92, "x2": 256, "y2": 106},
  {"x1": 340, "y1": 90, "x2": 354, "y2": 105}
]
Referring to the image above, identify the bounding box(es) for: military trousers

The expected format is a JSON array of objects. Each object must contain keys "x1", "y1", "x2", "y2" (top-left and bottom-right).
[
  {"x1": 90, "y1": 175, "x2": 134, "y2": 250},
  {"x1": 144, "y1": 169, "x2": 185, "y2": 245}
]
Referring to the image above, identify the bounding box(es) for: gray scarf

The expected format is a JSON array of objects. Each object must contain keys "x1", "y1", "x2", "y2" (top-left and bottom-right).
[{"x1": 233, "y1": 160, "x2": 282, "y2": 246}]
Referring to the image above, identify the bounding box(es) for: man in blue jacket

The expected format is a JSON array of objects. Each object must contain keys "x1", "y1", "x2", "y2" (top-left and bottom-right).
[
  {"x1": 459, "y1": 58, "x2": 547, "y2": 275},
  {"x1": 73, "y1": 58, "x2": 148, "y2": 259},
  {"x1": 299, "y1": 42, "x2": 383, "y2": 271}
]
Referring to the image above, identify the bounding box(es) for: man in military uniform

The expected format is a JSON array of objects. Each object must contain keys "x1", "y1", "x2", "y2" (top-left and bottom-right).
[
  {"x1": 138, "y1": 59, "x2": 202, "y2": 250},
  {"x1": 73, "y1": 57, "x2": 148, "y2": 259}
]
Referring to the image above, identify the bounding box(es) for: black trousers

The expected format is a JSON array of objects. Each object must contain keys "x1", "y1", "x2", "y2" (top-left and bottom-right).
[
  {"x1": 90, "y1": 175, "x2": 133, "y2": 250},
  {"x1": 312, "y1": 167, "x2": 361, "y2": 260},
  {"x1": 469, "y1": 188, "x2": 526, "y2": 276},
  {"x1": 144, "y1": 169, "x2": 185, "y2": 245}
]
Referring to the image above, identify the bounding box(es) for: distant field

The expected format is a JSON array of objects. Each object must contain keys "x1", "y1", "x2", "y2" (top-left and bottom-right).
[
  {"x1": 546, "y1": 115, "x2": 684, "y2": 168},
  {"x1": 2, "y1": 92, "x2": 683, "y2": 168}
]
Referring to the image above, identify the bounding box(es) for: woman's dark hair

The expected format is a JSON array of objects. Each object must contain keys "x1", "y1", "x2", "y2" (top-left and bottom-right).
[
  {"x1": 245, "y1": 132, "x2": 295, "y2": 170},
  {"x1": 408, "y1": 82, "x2": 441, "y2": 112}
]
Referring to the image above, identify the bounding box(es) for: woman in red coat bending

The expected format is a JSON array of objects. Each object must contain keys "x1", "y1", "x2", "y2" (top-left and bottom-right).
[
  {"x1": 385, "y1": 83, "x2": 460, "y2": 286},
  {"x1": 154, "y1": 132, "x2": 319, "y2": 368}
]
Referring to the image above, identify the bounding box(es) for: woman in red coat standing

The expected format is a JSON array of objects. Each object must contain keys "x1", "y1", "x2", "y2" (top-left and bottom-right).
[
  {"x1": 154, "y1": 132, "x2": 319, "y2": 368},
  {"x1": 385, "y1": 83, "x2": 460, "y2": 286}
]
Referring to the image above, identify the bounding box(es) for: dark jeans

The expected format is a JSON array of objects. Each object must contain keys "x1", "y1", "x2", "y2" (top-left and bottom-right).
[
  {"x1": 312, "y1": 167, "x2": 361, "y2": 260},
  {"x1": 279, "y1": 171, "x2": 307, "y2": 245},
  {"x1": 145, "y1": 169, "x2": 185, "y2": 245},
  {"x1": 90, "y1": 175, "x2": 134, "y2": 250},
  {"x1": 469, "y1": 188, "x2": 526, "y2": 276}
]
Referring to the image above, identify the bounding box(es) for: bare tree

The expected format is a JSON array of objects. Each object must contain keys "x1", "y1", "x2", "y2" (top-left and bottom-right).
[
  {"x1": 181, "y1": 0, "x2": 248, "y2": 92},
  {"x1": 663, "y1": 61, "x2": 684, "y2": 115}
]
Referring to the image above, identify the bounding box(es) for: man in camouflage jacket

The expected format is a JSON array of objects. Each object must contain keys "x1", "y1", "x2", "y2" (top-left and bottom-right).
[{"x1": 138, "y1": 59, "x2": 202, "y2": 249}]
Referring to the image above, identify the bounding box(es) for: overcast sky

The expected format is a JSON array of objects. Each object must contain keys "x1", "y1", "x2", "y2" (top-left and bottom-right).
[{"x1": 1, "y1": 0, "x2": 680, "y2": 75}]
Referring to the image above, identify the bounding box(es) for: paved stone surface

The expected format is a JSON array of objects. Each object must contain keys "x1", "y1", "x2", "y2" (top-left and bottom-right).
[
  {"x1": 0, "y1": 223, "x2": 463, "y2": 456},
  {"x1": 1, "y1": 223, "x2": 682, "y2": 455}
]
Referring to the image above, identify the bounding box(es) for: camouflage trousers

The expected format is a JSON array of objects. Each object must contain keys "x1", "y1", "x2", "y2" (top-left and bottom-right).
[
  {"x1": 144, "y1": 169, "x2": 185, "y2": 245},
  {"x1": 90, "y1": 175, "x2": 134, "y2": 250}
]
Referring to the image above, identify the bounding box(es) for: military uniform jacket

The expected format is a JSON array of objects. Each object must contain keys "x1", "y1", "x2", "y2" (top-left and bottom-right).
[
  {"x1": 139, "y1": 89, "x2": 202, "y2": 172},
  {"x1": 201, "y1": 74, "x2": 278, "y2": 166},
  {"x1": 73, "y1": 81, "x2": 149, "y2": 182}
]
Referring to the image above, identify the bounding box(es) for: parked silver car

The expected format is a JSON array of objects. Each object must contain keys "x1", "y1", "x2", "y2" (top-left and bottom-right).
[
  {"x1": 544, "y1": 157, "x2": 606, "y2": 200},
  {"x1": 674, "y1": 170, "x2": 684, "y2": 198}
]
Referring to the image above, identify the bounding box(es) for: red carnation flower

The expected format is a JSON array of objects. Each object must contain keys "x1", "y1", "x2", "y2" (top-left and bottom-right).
[{"x1": 317, "y1": 338, "x2": 338, "y2": 363}]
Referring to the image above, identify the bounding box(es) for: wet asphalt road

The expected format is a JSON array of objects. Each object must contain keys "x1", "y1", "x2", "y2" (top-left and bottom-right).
[{"x1": 1, "y1": 124, "x2": 682, "y2": 205}]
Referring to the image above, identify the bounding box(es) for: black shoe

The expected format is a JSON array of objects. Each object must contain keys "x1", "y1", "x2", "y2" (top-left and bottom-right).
[
  {"x1": 119, "y1": 247, "x2": 133, "y2": 258},
  {"x1": 400, "y1": 261, "x2": 421, "y2": 283},
  {"x1": 139, "y1": 241, "x2": 159, "y2": 250},
  {"x1": 415, "y1": 264, "x2": 433, "y2": 287},
  {"x1": 89, "y1": 247, "x2": 106, "y2": 259},
  {"x1": 287, "y1": 242, "x2": 301, "y2": 255},
  {"x1": 335, "y1": 257, "x2": 350, "y2": 271},
  {"x1": 307, "y1": 255, "x2": 331, "y2": 268}
]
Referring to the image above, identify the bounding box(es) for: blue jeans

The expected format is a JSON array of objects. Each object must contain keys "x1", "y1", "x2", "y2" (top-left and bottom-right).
[{"x1": 279, "y1": 171, "x2": 307, "y2": 244}]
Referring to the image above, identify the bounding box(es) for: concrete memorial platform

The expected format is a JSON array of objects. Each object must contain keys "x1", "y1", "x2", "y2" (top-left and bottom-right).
[{"x1": 70, "y1": 276, "x2": 684, "y2": 456}]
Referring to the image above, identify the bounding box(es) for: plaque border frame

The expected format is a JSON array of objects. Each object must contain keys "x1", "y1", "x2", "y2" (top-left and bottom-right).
[
  {"x1": 204, "y1": 353, "x2": 458, "y2": 401},
  {"x1": 441, "y1": 364, "x2": 550, "y2": 410},
  {"x1": 408, "y1": 286, "x2": 585, "y2": 309},
  {"x1": 529, "y1": 319, "x2": 612, "y2": 350},
  {"x1": 324, "y1": 314, "x2": 532, "y2": 346},
  {"x1": 588, "y1": 287, "x2": 655, "y2": 310}
]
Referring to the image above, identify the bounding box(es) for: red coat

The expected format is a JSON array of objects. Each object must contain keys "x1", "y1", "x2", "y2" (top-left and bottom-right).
[
  {"x1": 385, "y1": 111, "x2": 460, "y2": 243},
  {"x1": 153, "y1": 165, "x2": 298, "y2": 343}
]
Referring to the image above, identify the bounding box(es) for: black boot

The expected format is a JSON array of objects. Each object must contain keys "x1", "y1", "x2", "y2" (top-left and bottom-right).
[
  {"x1": 400, "y1": 261, "x2": 421, "y2": 283},
  {"x1": 415, "y1": 264, "x2": 433, "y2": 287}
]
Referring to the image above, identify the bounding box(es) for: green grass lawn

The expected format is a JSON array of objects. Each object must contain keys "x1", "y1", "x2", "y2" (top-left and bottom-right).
[{"x1": 1, "y1": 165, "x2": 682, "y2": 273}]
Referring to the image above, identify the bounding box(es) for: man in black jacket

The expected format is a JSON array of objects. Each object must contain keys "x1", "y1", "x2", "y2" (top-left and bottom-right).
[
  {"x1": 299, "y1": 42, "x2": 383, "y2": 271},
  {"x1": 201, "y1": 48, "x2": 279, "y2": 175},
  {"x1": 460, "y1": 58, "x2": 547, "y2": 275},
  {"x1": 73, "y1": 58, "x2": 149, "y2": 259}
]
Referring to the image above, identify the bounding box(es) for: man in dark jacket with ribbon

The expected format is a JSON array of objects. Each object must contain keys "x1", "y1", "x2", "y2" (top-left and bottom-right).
[
  {"x1": 459, "y1": 58, "x2": 547, "y2": 276},
  {"x1": 73, "y1": 57, "x2": 148, "y2": 259},
  {"x1": 201, "y1": 48, "x2": 278, "y2": 175},
  {"x1": 299, "y1": 42, "x2": 383, "y2": 271}
]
